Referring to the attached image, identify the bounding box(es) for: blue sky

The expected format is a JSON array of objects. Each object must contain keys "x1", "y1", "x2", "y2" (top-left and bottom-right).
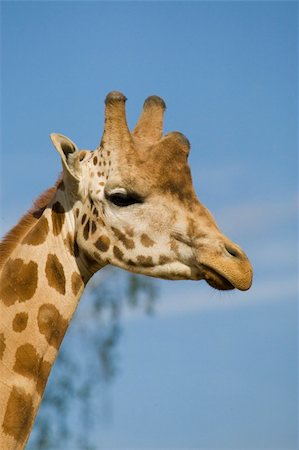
[{"x1": 1, "y1": 2, "x2": 297, "y2": 449}]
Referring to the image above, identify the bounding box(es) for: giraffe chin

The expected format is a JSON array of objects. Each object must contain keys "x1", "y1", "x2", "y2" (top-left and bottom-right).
[{"x1": 200, "y1": 265, "x2": 235, "y2": 291}]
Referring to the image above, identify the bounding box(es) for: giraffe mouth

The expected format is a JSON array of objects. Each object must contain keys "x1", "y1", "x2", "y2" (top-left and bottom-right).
[{"x1": 200, "y1": 264, "x2": 235, "y2": 291}]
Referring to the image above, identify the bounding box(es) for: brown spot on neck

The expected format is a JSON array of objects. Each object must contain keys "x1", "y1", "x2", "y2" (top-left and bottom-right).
[
  {"x1": 45, "y1": 254, "x2": 66, "y2": 295},
  {"x1": 14, "y1": 344, "x2": 38, "y2": 380},
  {"x1": 0, "y1": 333, "x2": 6, "y2": 359},
  {"x1": 37, "y1": 303, "x2": 68, "y2": 350},
  {"x1": 51, "y1": 202, "x2": 65, "y2": 236},
  {"x1": 12, "y1": 312, "x2": 28, "y2": 333},
  {"x1": 36, "y1": 360, "x2": 51, "y2": 395},
  {"x1": 0, "y1": 258, "x2": 38, "y2": 307},
  {"x1": 13, "y1": 343, "x2": 51, "y2": 396},
  {"x1": 2, "y1": 387, "x2": 34, "y2": 444},
  {"x1": 71, "y1": 272, "x2": 84, "y2": 296},
  {"x1": 63, "y1": 232, "x2": 79, "y2": 257},
  {"x1": 21, "y1": 216, "x2": 49, "y2": 246}
]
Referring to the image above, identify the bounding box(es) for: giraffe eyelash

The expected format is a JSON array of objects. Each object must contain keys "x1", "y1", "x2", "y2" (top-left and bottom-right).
[{"x1": 105, "y1": 190, "x2": 143, "y2": 207}]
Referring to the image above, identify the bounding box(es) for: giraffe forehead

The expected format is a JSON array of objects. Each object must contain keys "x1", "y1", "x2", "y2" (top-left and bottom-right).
[
  {"x1": 84, "y1": 141, "x2": 194, "y2": 203},
  {"x1": 112, "y1": 147, "x2": 194, "y2": 199}
]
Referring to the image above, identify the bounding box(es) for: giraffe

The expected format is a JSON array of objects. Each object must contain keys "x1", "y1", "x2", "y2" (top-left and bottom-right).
[{"x1": 0, "y1": 91, "x2": 252, "y2": 449}]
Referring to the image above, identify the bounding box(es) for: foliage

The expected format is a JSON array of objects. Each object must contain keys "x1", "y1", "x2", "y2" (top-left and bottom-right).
[{"x1": 27, "y1": 268, "x2": 158, "y2": 450}]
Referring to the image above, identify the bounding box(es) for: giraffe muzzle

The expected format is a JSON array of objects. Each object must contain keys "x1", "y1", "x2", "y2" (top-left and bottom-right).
[{"x1": 196, "y1": 238, "x2": 253, "y2": 291}]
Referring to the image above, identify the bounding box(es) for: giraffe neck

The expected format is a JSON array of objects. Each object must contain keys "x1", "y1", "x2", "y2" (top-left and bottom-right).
[{"x1": 0, "y1": 186, "x2": 100, "y2": 449}]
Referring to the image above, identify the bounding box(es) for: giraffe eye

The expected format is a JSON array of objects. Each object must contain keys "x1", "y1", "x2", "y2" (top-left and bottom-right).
[{"x1": 106, "y1": 192, "x2": 143, "y2": 207}]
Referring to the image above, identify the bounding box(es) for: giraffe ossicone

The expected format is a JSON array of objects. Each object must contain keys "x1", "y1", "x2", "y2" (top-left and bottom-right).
[{"x1": 0, "y1": 91, "x2": 252, "y2": 449}]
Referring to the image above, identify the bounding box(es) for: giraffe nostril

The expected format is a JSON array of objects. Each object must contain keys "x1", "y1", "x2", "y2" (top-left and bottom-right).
[{"x1": 224, "y1": 243, "x2": 240, "y2": 258}]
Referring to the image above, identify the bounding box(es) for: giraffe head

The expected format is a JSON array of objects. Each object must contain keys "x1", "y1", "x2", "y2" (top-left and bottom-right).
[{"x1": 51, "y1": 91, "x2": 252, "y2": 291}]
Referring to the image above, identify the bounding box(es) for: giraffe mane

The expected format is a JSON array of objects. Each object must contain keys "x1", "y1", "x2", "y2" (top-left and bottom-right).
[{"x1": 0, "y1": 175, "x2": 63, "y2": 271}]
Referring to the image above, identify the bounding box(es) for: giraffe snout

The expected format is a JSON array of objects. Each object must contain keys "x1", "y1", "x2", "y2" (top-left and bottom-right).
[{"x1": 196, "y1": 235, "x2": 253, "y2": 291}]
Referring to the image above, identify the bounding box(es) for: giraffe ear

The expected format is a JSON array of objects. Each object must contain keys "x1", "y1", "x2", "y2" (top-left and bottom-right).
[{"x1": 50, "y1": 133, "x2": 81, "y2": 187}]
